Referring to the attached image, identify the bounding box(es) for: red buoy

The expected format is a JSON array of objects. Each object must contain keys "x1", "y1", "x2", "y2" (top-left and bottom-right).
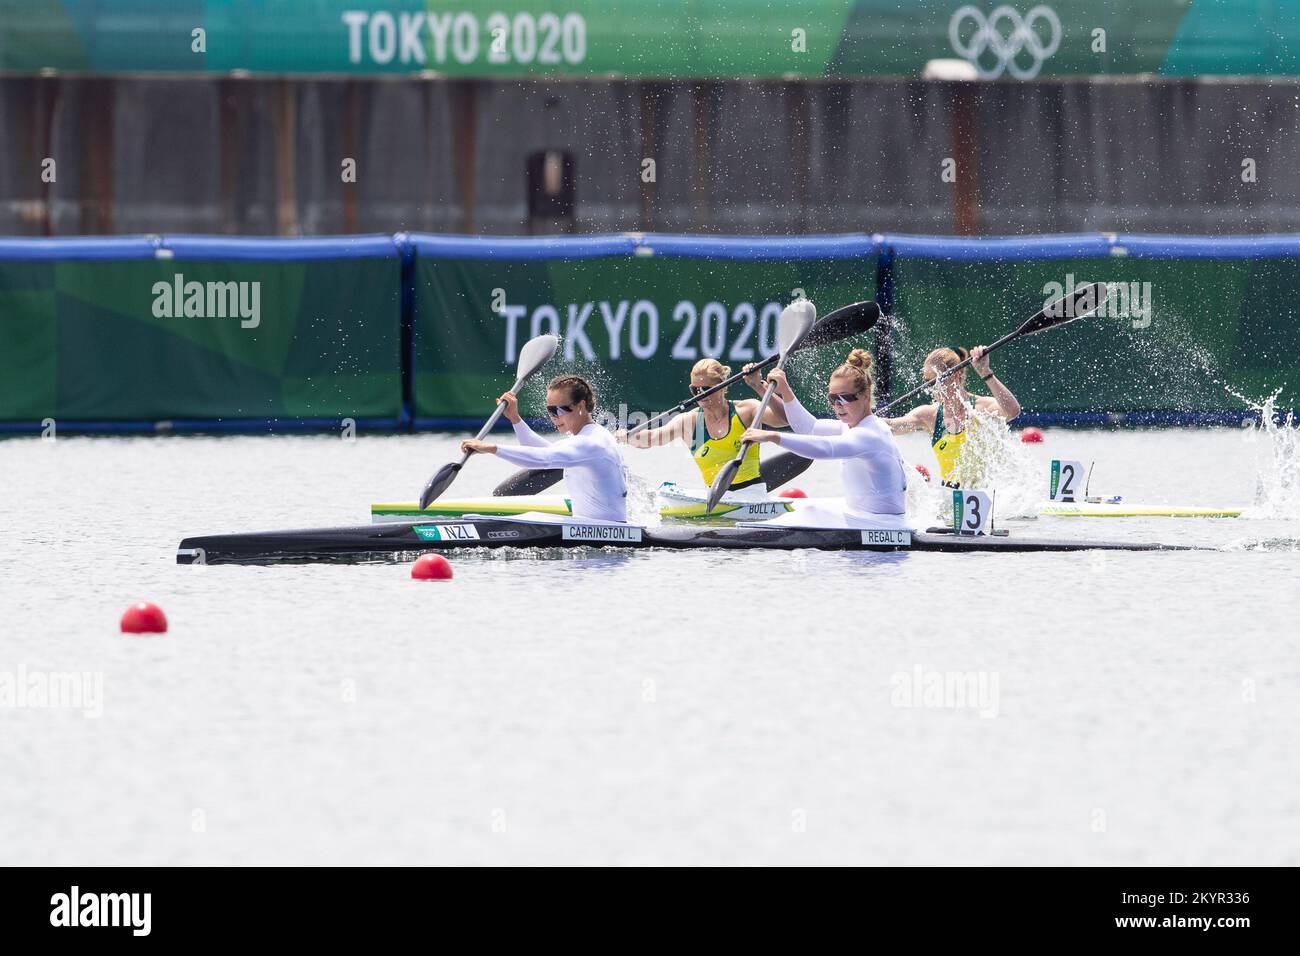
[
  {"x1": 1020, "y1": 427, "x2": 1044, "y2": 443},
  {"x1": 120, "y1": 602, "x2": 168, "y2": 634},
  {"x1": 411, "y1": 554, "x2": 454, "y2": 580},
  {"x1": 914, "y1": 463, "x2": 931, "y2": 482},
  {"x1": 778, "y1": 487, "x2": 807, "y2": 499}
]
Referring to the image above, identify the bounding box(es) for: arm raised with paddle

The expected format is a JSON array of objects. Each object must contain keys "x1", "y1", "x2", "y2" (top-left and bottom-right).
[
  {"x1": 492, "y1": 299, "x2": 880, "y2": 497},
  {"x1": 417, "y1": 333, "x2": 559, "y2": 509},
  {"x1": 704, "y1": 299, "x2": 818, "y2": 513},
  {"x1": 874, "y1": 282, "x2": 1111, "y2": 418}
]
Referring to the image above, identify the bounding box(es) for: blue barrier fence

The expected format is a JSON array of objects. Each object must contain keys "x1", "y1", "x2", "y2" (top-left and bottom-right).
[{"x1": 0, "y1": 232, "x2": 1295, "y2": 433}]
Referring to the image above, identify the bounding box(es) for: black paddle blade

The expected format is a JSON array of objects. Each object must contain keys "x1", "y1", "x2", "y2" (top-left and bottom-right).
[
  {"x1": 1023, "y1": 282, "x2": 1110, "y2": 337},
  {"x1": 705, "y1": 458, "x2": 742, "y2": 513},
  {"x1": 800, "y1": 300, "x2": 880, "y2": 351},
  {"x1": 760, "y1": 451, "x2": 813, "y2": 492},
  {"x1": 493, "y1": 468, "x2": 564, "y2": 497},
  {"x1": 418, "y1": 462, "x2": 462, "y2": 509}
]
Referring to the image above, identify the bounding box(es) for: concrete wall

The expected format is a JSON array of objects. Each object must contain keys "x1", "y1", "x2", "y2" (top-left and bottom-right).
[{"x1": 2, "y1": 76, "x2": 1297, "y2": 237}]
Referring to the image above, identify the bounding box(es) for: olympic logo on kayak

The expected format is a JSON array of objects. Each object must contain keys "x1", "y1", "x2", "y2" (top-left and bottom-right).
[{"x1": 948, "y1": 5, "x2": 1062, "y2": 79}]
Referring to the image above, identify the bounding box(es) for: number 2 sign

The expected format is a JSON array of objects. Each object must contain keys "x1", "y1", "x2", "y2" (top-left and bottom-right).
[{"x1": 1048, "y1": 459, "x2": 1091, "y2": 502}]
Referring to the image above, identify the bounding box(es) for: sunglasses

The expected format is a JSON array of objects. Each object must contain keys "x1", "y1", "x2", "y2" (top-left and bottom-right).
[
  {"x1": 688, "y1": 385, "x2": 714, "y2": 397},
  {"x1": 545, "y1": 404, "x2": 573, "y2": 417},
  {"x1": 828, "y1": 391, "x2": 863, "y2": 407}
]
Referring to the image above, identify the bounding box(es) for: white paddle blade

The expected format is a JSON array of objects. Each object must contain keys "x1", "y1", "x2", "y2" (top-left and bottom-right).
[
  {"x1": 517, "y1": 333, "x2": 560, "y2": 380},
  {"x1": 778, "y1": 299, "x2": 817, "y2": 356}
]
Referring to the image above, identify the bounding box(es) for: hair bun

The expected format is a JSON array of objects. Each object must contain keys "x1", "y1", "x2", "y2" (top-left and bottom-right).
[{"x1": 846, "y1": 348, "x2": 874, "y2": 371}]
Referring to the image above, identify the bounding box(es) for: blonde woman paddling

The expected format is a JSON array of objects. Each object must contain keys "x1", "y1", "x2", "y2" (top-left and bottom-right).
[
  {"x1": 741, "y1": 349, "x2": 909, "y2": 529},
  {"x1": 883, "y1": 346, "x2": 1021, "y2": 488},
  {"x1": 618, "y1": 358, "x2": 791, "y2": 499}
]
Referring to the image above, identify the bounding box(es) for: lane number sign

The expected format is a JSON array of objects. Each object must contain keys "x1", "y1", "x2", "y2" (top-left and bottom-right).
[
  {"x1": 1048, "y1": 459, "x2": 1091, "y2": 502},
  {"x1": 952, "y1": 488, "x2": 994, "y2": 535}
]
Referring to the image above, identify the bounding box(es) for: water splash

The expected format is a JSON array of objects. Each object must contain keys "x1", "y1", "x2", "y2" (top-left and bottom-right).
[
  {"x1": 905, "y1": 402, "x2": 1042, "y2": 522},
  {"x1": 625, "y1": 472, "x2": 663, "y2": 525},
  {"x1": 1236, "y1": 388, "x2": 1300, "y2": 520}
]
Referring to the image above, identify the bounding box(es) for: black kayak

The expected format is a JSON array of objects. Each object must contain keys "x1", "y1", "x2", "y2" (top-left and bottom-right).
[{"x1": 176, "y1": 517, "x2": 1198, "y2": 566}]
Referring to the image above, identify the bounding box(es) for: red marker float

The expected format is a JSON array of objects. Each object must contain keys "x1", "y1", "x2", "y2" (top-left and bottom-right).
[
  {"x1": 778, "y1": 487, "x2": 807, "y2": 499},
  {"x1": 1020, "y1": 427, "x2": 1044, "y2": 443},
  {"x1": 120, "y1": 602, "x2": 168, "y2": 634},
  {"x1": 411, "y1": 554, "x2": 454, "y2": 580}
]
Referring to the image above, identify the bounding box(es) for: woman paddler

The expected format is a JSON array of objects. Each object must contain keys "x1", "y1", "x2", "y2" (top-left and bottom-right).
[
  {"x1": 740, "y1": 349, "x2": 909, "y2": 528},
  {"x1": 882, "y1": 346, "x2": 1022, "y2": 488},
  {"x1": 616, "y1": 358, "x2": 788, "y2": 499},
  {"x1": 460, "y1": 374, "x2": 628, "y2": 523}
]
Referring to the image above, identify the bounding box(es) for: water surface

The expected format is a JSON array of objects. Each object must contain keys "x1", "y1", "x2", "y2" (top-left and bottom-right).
[{"x1": 2, "y1": 427, "x2": 1297, "y2": 865}]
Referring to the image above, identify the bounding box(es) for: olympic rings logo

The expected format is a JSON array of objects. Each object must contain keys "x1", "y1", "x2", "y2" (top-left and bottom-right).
[{"x1": 948, "y1": 5, "x2": 1062, "y2": 79}]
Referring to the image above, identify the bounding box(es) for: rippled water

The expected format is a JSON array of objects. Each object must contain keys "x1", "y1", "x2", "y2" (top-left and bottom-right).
[{"x1": 2, "y1": 425, "x2": 1298, "y2": 865}]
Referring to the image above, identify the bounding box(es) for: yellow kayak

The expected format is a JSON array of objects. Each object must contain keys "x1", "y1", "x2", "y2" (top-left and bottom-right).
[
  {"x1": 371, "y1": 494, "x2": 1243, "y2": 523},
  {"x1": 371, "y1": 486, "x2": 796, "y2": 523},
  {"x1": 371, "y1": 496, "x2": 572, "y2": 522},
  {"x1": 1038, "y1": 500, "x2": 1242, "y2": 518}
]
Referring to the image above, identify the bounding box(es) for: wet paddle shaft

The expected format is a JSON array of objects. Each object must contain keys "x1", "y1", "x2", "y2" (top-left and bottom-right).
[
  {"x1": 704, "y1": 299, "x2": 818, "y2": 513},
  {"x1": 875, "y1": 282, "x2": 1111, "y2": 416}
]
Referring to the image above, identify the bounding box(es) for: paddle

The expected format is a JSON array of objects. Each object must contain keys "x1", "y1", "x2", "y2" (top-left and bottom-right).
[
  {"x1": 493, "y1": 467, "x2": 565, "y2": 497},
  {"x1": 493, "y1": 451, "x2": 815, "y2": 498},
  {"x1": 417, "y1": 333, "x2": 559, "y2": 509},
  {"x1": 875, "y1": 282, "x2": 1110, "y2": 417},
  {"x1": 758, "y1": 451, "x2": 813, "y2": 492},
  {"x1": 705, "y1": 299, "x2": 818, "y2": 513},
  {"x1": 491, "y1": 299, "x2": 880, "y2": 497}
]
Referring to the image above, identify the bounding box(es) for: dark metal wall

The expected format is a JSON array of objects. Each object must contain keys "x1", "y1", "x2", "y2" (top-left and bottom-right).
[{"x1": 1, "y1": 76, "x2": 1297, "y2": 237}]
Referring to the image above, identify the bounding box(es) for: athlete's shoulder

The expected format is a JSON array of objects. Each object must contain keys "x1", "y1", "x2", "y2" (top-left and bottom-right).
[{"x1": 909, "y1": 403, "x2": 939, "y2": 424}]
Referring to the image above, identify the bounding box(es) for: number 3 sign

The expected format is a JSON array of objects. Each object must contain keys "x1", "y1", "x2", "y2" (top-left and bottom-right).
[{"x1": 951, "y1": 488, "x2": 994, "y2": 535}]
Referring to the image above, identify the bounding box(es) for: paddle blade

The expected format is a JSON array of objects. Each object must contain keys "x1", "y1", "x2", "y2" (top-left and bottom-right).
[
  {"x1": 705, "y1": 458, "x2": 742, "y2": 514},
  {"x1": 517, "y1": 333, "x2": 560, "y2": 379},
  {"x1": 1022, "y1": 282, "x2": 1110, "y2": 337},
  {"x1": 760, "y1": 451, "x2": 813, "y2": 492},
  {"x1": 778, "y1": 299, "x2": 818, "y2": 355},
  {"x1": 415, "y1": 334, "x2": 557, "y2": 511},
  {"x1": 418, "y1": 462, "x2": 462, "y2": 509},
  {"x1": 493, "y1": 468, "x2": 564, "y2": 497},
  {"x1": 799, "y1": 300, "x2": 880, "y2": 351},
  {"x1": 707, "y1": 457, "x2": 738, "y2": 512}
]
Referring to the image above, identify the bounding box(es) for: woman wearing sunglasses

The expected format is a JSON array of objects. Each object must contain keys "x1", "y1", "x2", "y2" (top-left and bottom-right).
[
  {"x1": 460, "y1": 374, "x2": 628, "y2": 522},
  {"x1": 882, "y1": 346, "x2": 1021, "y2": 489},
  {"x1": 616, "y1": 358, "x2": 787, "y2": 498},
  {"x1": 739, "y1": 349, "x2": 909, "y2": 526}
]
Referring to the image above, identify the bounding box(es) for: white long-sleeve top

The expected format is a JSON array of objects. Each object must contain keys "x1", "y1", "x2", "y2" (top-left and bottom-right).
[
  {"x1": 494, "y1": 421, "x2": 629, "y2": 522},
  {"x1": 777, "y1": 395, "x2": 908, "y2": 516}
]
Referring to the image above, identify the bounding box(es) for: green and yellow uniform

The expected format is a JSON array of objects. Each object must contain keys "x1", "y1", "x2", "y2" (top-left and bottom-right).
[
  {"x1": 931, "y1": 403, "x2": 964, "y2": 486},
  {"x1": 931, "y1": 403, "x2": 987, "y2": 488},
  {"x1": 692, "y1": 402, "x2": 762, "y2": 489}
]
